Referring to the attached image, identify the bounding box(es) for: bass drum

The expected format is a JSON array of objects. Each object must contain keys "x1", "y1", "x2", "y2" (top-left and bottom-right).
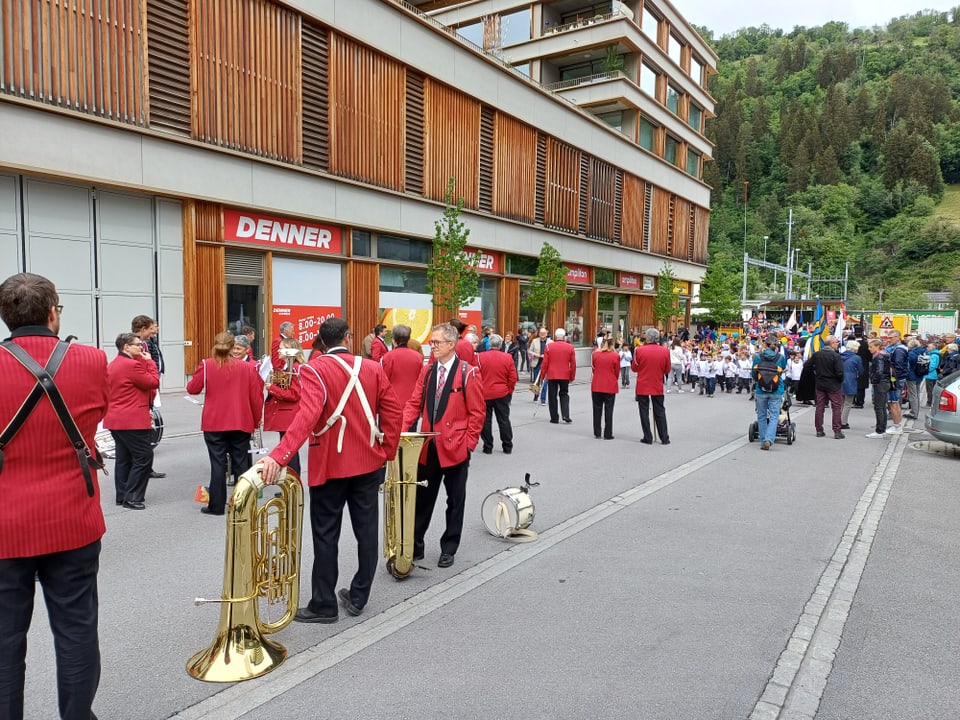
[
  {"x1": 481, "y1": 488, "x2": 535, "y2": 539},
  {"x1": 150, "y1": 407, "x2": 164, "y2": 447}
]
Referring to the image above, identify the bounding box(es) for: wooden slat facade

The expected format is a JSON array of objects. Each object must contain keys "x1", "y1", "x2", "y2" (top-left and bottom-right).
[
  {"x1": 587, "y1": 157, "x2": 616, "y2": 242},
  {"x1": 191, "y1": 0, "x2": 301, "y2": 162},
  {"x1": 499, "y1": 277, "x2": 519, "y2": 337},
  {"x1": 301, "y1": 20, "x2": 330, "y2": 171},
  {"x1": 329, "y1": 32, "x2": 405, "y2": 190},
  {"x1": 0, "y1": 0, "x2": 147, "y2": 124},
  {"x1": 672, "y1": 197, "x2": 692, "y2": 260},
  {"x1": 649, "y1": 186, "x2": 671, "y2": 256},
  {"x1": 424, "y1": 79, "x2": 480, "y2": 207},
  {"x1": 492, "y1": 112, "x2": 536, "y2": 223},
  {"x1": 693, "y1": 205, "x2": 710, "y2": 264},
  {"x1": 183, "y1": 200, "x2": 225, "y2": 371},
  {"x1": 147, "y1": 0, "x2": 191, "y2": 135},
  {"x1": 346, "y1": 261, "x2": 380, "y2": 349},
  {"x1": 544, "y1": 138, "x2": 580, "y2": 232},
  {"x1": 620, "y1": 173, "x2": 646, "y2": 250}
]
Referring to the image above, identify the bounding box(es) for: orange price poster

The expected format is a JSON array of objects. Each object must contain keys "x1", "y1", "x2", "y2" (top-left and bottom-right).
[{"x1": 272, "y1": 304, "x2": 341, "y2": 346}]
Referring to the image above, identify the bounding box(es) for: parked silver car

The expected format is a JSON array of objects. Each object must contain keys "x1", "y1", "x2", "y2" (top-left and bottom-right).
[{"x1": 924, "y1": 370, "x2": 960, "y2": 445}]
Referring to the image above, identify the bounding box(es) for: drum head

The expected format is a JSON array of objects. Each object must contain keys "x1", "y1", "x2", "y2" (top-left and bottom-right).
[{"x1": 481, "y1": 488, "x2": 534, "y2": 538}]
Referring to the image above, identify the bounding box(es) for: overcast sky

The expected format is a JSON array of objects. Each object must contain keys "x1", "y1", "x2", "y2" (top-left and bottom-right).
[{"x1": 670, "y1": 0, "x2": 954, "y2": 37}]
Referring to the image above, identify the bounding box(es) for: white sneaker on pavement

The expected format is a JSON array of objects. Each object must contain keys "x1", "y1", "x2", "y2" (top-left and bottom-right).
[
  {"x1": 885, "y1": 425, "x2": 902, "y2": 435},
  {"x1": 865, "y1": 432, "x2": 886, "y2": 439}
]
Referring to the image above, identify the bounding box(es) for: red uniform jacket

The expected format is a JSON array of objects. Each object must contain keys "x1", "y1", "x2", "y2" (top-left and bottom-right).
[
  {"x1": 268, "y1": 349, "x2": 402, "y2": 485},
  {"x1": 455, "y1": 337, "x2": 477, "y2": 366},
  {"x1": 381, "y1": 346, "x2": 424, "y2": 410},
  {"x1": 185, "y1": 357, "x2": 264, "y2": 432},
  {"x1": 541, "y1": 339, "x2": 577, "y2": 381},
  {"x1": 104, "y1": 352, "x2": 160, "y2": 430},
  {"x1": 477, "y1": 349, "x2": 518, "y2": 400},
  {"x1": 271, "y1": 335, "x2": 284, "y2": 370},
  {"x1": 632, "y1": 343, "x2": 672, "y2": 396},
  {"x1": 591, "y1": 350, "x2": 621, "y2": 394},
  {"x1": 402, "y1": 356, "x2": 486, "y2": 468},
  {"x1": 263, "y1": 364, "x2": 301, "y2": 432},
  {"x1": 371, "y1": 336, "x2": 389, "y2": 362},
  {"x1": 0, "y1": 330, "x2": 109, "y2": 558}
]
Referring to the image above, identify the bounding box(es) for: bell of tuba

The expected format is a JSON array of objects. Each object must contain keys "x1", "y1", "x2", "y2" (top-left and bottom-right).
[
  {"x1": 186, "y1": 463, "x2": 304, "y2": 683},
  {"x1": 382, "y1": 432, "x2": 437, "y2": 579}
]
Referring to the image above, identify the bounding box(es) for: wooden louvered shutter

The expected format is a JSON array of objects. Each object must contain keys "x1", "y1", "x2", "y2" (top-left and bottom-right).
[
  {"x1": 478, "y1": 107, "x2": 494, "y2": 213},
  {"x1": 302, "y1": 21, "x2": 330, "y2": 172},
  {"x1": 406, "y1": 71, "x2": 425, "y2": 196},
  {"x1": 148, "y1": 0, "x2": 191, "y2": 135}
]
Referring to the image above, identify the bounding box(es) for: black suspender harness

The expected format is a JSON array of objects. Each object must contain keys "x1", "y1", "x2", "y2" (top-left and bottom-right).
[{"x1": 0, "y1": 338, "x2": 106, "y2": 497}]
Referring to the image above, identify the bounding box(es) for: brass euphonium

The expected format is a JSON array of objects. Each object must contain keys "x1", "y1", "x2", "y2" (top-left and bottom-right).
[
  {"x1": 382, "y1": 432, "x2": 438, "y2": 579},
  {"x1": 269, "y1": 348, "x2": 299, "y2": 390},
  {"x1": 186, "y1": 464, "x2": 304, "y2": 683}
]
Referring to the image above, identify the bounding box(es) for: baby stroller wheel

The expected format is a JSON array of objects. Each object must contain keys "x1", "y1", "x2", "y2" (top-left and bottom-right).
[
  {"x1": 748, "y1": 422, "x2": 758, "y2": 442},
  {"x1": 787, "y1": 423, "x2": 796, "y2": 445}
]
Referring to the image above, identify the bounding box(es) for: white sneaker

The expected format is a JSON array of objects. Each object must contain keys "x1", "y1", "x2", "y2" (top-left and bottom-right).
[
  {"x1": 677, "y1": 388, "x2": 684, "y2": 393},
  {"x1": 885, "y1": 425, "x2": 902, "y2": 435},
  {"x1": 865, "y1": 432, "x2": 886, "y2": 439}
]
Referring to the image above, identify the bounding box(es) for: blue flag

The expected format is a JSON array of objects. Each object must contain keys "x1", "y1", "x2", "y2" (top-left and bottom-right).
[{"x1": 803, "y1": 299, "x2": 828, "y2": 361}]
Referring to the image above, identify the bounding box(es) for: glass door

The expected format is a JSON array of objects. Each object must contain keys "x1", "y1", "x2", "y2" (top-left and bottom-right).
[{"x1": 226, "y1": 283, "x2": 262, "y2": 357}]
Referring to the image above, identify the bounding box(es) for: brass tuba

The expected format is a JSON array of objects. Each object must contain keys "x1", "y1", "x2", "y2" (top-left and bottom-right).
[
  {"x1": 186, "y1": 464, "x2": 304, "y2": 683},
  {"x1": 269, "y1": 348, "x2": 299, "y2": 390},
  {"x1": 382, "y1": 432, "x2": 437, "y2": 579}
]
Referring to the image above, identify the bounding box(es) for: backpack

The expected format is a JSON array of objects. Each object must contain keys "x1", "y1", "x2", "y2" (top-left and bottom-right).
[
  {"x1": 753, "y1": 355, "x2": 782, "y2": 392},
  {"x1": 914, "y1": 351, "x2": 930, "y2": 375}
]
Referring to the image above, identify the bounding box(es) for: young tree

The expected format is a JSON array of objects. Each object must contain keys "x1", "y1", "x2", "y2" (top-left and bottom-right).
[
  {"x1": 526, "y1": 241, "x2": 571, "y2": 326},
  {"x1": 653, "y1": 263, "x2": 680, "y2": 331},
  {"x1": 426, "y1": 177, "x2": 480, "y2": 318},
  {"x1": 698, "y1": 254, "x2": 742, "y2": 324}
]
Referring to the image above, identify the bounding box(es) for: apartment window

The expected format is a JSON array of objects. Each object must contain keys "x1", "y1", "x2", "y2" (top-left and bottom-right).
[
  {"x1": 597, "y1": 111, "x2": 623, "y2": 132},
  {"x1": 665, "y1": 135, "x2": 679, "y2": 165},
  {"x1": 640, "y1": 62, "x2": 657, "y2": 97},
  {"x1": 688, "y1": 103, "x2": 703, "y2": 132},
  {"x1": 352, "y1": 230, "x2": 372, "y2": 257},
  {"x1": 690, "y1": 56, "x2": 703, "y2": 85},
  {"x1": 686, "y1": 149, "x2": 700, "y2": 177},
  {"x1": 457, "y1": 22, "x2": 482, "y2": 47},
  {"x1": 641, "y1": 7, "x2": 659, "y2": 42},
  {"x1": 501, "y1": 8, "x2": 531, "y2": 46},
  {"x1": 666, "y1": 84, "x2": 681, "y2": 115},
  {"x1": 639, "y1": 117, "x2": 656, "y2": 151},
  {"x1": 560, "y1": 59, "x2": 605, "y2": 81},
  {"x1": 668, "y1": 34, "x2": 682, "y2": 65},
  {"x1": 561, "y1": 3, "x2": 612, "y2": 25}
]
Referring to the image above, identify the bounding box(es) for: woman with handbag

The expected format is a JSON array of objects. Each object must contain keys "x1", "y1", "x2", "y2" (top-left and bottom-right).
[
  {"x1": 263, "y1": 337, "x2": 305, "y2": 476},
  {"x1": 186, "y1": 331, "x2": 264, "y2": 516}
]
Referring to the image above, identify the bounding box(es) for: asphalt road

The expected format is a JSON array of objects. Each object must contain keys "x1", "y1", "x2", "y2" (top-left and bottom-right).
[{"x1": 19, "y1": 381, "x2": 960, "y2": 720}]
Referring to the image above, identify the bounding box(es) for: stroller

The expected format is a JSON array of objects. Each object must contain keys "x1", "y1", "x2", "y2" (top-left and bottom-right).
[{"x1": 748, "y1": 393, "x2": 797, "y2": 445}]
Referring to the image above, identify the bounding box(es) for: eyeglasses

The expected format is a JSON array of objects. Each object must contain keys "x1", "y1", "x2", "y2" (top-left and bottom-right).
[
  {"x1": 429, "y1": 339, "x2": 453, "y2": 346},
  {"x1": 54, "y1": 305, "x2": 63, "y2": 314},
  {"x1": 129, "y1": 340, "x2": 143, "y2": 346}
]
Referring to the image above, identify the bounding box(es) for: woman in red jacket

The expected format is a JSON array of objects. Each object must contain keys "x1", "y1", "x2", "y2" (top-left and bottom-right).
[
  {"x1": 104, "y1": 332, "x2": 160, "y2": 509},
  {"x1": 591, "y1": 337, "x2": 621, "y2": 440},
  {"x1": 263, "y1": 337, "x2": 305, "y2": 476},
  {"x1": 186, "y1": 332, "x2": 264, "y2": 515}
]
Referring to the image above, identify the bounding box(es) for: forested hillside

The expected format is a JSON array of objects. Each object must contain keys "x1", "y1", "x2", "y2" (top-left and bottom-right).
[{"x1": 697, "y1": 9, "x2": 960, "y2": 311}]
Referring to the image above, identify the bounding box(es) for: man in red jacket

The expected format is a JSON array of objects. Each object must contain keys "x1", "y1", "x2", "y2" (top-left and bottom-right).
[
  {"x1": 0, "y1": 273, "x2": 109, "y2": 720},
  {"x1": 262, "y1": 318, "x2": 401, "y2": 623},
  {"x1": 104, "y1": 332, "x2": 160, "y2": 509},
  {"x1": 540, "y1": 328, "x2": 577, "y2": 424},
  {"x1": 402, "y1": 323, "x2": 485, "y2": 569},
  {"x1": 632, "y1": 327, "x2": 672, "y2": 445},
  {"x1": 477, "y1": 334, "x2": 518, "y2": 454},
  {"x1": 380, "y1": 324, "x2": 424, "y2": 410}
]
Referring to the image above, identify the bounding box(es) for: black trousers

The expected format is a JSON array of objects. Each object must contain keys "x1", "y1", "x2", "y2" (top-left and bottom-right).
[
  {"x1": 0, "y1": 540, "x2": 101, "y2": 720},
  {"x1": 110, "y1": 429, "x2": 154, "y2": 504},
  {"x1": 276, "y1": 431, "x2": 302, "y2": 477},
  {"x1": 414, "y1": 441, "x2": 469, "y2": 557},
  {"x1": 306, "y1": 468, "x2": 382, "y2": 615},
  {"x1": 591, "y1": 392, "x2": 615, "y2": 438},
  {"x1": 547, "y1": 379, "x2": 570, "y2": 422},
  {"x1": 481, "y1": 394, "x2": 513, "y2": 451},
  {"x1": 872, "y1": 382, "x2": 891, "y2": 433},
  {"x1": 202, "y1": 430, "x2": 251, "y2": 513},
  {"x1": 637, "y1": 394, "x2": 669, "y2": 443}
]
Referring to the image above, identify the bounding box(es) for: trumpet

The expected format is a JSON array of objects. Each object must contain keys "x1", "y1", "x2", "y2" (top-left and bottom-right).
[
  {"x1": 269, "y1": 348, "x2": 299, "y2": 389},
  {"x1": 186, "y1": 464, "x2": 304, "y2": 683},
  {"x1": 382, "y1": 432, "x2": 437, "y2": 579}
]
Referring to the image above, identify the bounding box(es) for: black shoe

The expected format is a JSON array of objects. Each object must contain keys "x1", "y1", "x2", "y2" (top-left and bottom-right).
[
  {"x1": 294, "y1": 607, "x2": 338, "y2": 624},
  {"x1": 661, "y1": 440, "x2": 670, "y2": 445},
  {"x1": 604, "y1": 435, "x2": 614, "y2": 440},
  {"x1": 122, "y1": 501, "x2": 145, "y2": 510},
  {"x1": 834, "y1": 431, "x2": 845, "y2": 439},
  {"x1": 200, "y1": 506, "x2": 224, "y2": 516},
  {"x1": 816, "y1": 430, "x2": 826, "y2": 437},
  {"x1": 841, "y1": 424, "x2": 850, "y2": 430},
  {"x1": 595, "y1": 434, "x2": 602, "y2": 439},
  {"x1": 640, "y1": 438, "x2": 653, "y2": 445},
  {"x1": 853, "y1": 404, "x2": 864, "y2": 409},
  {"x1": 437, "y1": 553, "x2": 455, "y2": 568},
  {"x1": 116, "y1": 500, "x2": 123, "y2": 506},
  {"x1": 549, "y1": 419, "x2": 559, "y2": 424},
  {"x1": 562, "y1": 418, "x2": 572, "y2": 424},
  {"x1": 481, "y1": 447, "x2": 493, "y2": 454},
  {"x1": 338, "y1": 588, "x2": 363, "y2": 617},
  {"x1": 502, "y1": 448, "x2": 512, "y2": 454},
  {"x1": 149, "y1": 470, "x2": 166, "y2": 479}
]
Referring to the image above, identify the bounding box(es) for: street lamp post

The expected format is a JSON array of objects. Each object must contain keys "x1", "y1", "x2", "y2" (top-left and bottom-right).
[{"x1": 878, "y1": 288, "x2": 884, "y2": 313}]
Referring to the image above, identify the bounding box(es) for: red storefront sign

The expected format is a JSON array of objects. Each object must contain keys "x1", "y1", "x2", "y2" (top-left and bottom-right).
[
  {"x1": 619, "y1": 273, "x2": 640, "y2": 289},
  {"x1": 224, "y1": 209, "x2": 342, "y2": 253},
  {"x1": 465, "y1": 247, "x2": 500, "y2": 273},
  {"x1": 566, "y1": 264, "x2": 590, "y2": 284}
]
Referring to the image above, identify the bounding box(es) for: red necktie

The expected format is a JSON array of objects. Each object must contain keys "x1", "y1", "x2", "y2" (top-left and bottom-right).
[{"x1": 436, "y1": 364, "x2": 446, "y2": 405}]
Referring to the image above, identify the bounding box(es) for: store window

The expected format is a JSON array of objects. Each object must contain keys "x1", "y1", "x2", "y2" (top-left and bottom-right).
[
  {"x1": 595, "y1": 268, "x2": 615, "y2": 285},
  {"x1": 379, "y1": 267, "x2": 433, "y2": 347},
  {"x1": 566, "y1": 289, "x2": 587, "y2": 345},
  {"x1": 480, "y1": 277, "x2": 499, "y2": 330},
  {"x1": 507, "y1": 254, "x2": 538, "y2": 276},
  {"x1": 352, "y1": 230, "x2": 371, "y2": 257},
  {"x1": 518, "y1": 285, "x2": 542, "y2": 333},
  {"x1": 377, "y1": 235, "x2": 431, "y2": 264}
]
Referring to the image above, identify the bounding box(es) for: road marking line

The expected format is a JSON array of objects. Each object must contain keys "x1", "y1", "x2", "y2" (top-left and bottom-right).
[
  {"x1": 750, "y1": 434, "x2": 906, "y2": 720},
  {"x1": 171, "y1": 434, "x2": 750, "y2": 719}
]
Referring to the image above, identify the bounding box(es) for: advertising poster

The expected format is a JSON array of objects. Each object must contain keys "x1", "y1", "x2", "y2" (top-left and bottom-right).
[
  {"x1": 272, "y1": 257, "x2": 342, "y2": 347},
  {"x1": 379, "y1": 291, "x2": 434, "y2": 346}
]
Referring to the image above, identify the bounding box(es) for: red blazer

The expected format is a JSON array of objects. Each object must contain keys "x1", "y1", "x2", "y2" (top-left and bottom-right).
[
  {"x1": 263, "y1": 364, "x2": 301, "y2": 432},
  {"x1": 455, "y1": 337, "x2": 477, "y2": 366},
  {"x1": 371, "y1": 336, "x2": 389, "y2": 362},
  {"x1": 541, "y1": 339, "x2": 577, "y2": 381},
  {"x1": 591, "y1": 350, "x2": 621, "y2": 394},
  {"x1": 632, "y1": 343, "x2": 672, "y2": 396},
  {"x1": 268, "y1": 350, "x2": 402, "y2": 485},
  {"x1": 381, "y1": 346, "x2": 424, "y2": 410},
  {"x1": 186, "y1": 357, "x2": 264, "y2": 432},
  {"x1": 402, "y1": 356, "x2": 486, "y2": 468},
  {"x1": 0, "y1": 331, "x2": 109, "y2": 559},
  {"x1": 104, "y1": 352, "x2": 160, "y2": 430},
  {"x1": 477, "y1": 349, "x2": 518, "y2": 400},
  {"x1": 270, "y1": 335, "x2": 284, "y2": 370}
]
